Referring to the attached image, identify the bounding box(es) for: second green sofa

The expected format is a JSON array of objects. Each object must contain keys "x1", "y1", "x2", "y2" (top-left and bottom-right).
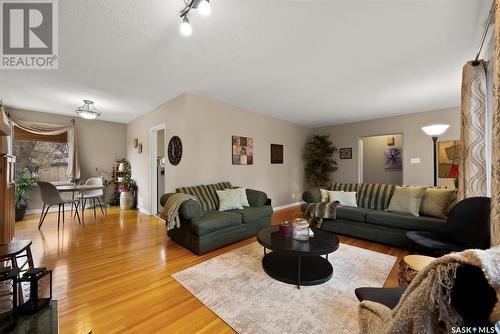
[{"x1": 302, "y1": 183, "x2": 456, "y2": 249}]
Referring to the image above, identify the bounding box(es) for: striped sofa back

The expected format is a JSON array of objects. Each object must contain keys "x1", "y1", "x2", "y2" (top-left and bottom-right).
[
  {"x1": 176, "y1": 182, "x2": 233, "y2": 212},
  {"x1": 329, "y1": 182, "x2": 360, "y2": 192},
  {"x1": 357, "y1": 183, "x2": 396, "y2": 210},
  {"x1": 329, "y1": 182, "x2": 396, "y2": 210},
  {"x1": 205, "y1": 182, "x2": 233, "y2": 209}
]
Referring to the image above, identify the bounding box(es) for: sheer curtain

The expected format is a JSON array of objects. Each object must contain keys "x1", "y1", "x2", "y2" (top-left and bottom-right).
[
  {"x1": 11, "y1": 118, "x2": 80, "y2": 179},
  {"x1": 458, "y1": 60, "x2": 488, "y2": 200}
]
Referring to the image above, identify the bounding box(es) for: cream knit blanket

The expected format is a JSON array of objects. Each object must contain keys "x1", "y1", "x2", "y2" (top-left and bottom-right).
[
  {"x1": 160, "y1": 193, "x2": 198, "y2": 230},
  {"x1": 359, "y1": 246, "x2": 500, "y2": 334}
]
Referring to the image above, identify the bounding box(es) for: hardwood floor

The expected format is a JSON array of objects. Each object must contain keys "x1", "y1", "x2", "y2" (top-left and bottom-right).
[{"x1": 13, "y1": 206, "x2": 408, "y2": 334}]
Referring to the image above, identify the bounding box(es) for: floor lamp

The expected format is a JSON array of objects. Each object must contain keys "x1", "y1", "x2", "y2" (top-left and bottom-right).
[{"x1": 421, "y1": 124, "x2": 450, "y2": 187}]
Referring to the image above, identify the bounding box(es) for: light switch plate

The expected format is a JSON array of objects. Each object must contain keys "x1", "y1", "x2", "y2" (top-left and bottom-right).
[{"x1": 411, "y1": 158, "x2": 421, "y2": 164}]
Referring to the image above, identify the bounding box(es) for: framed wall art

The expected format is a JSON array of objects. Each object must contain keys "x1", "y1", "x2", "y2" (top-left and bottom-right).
[
  {"x1": 339, "y1": 148, "x2": 352, "y2": 159},
  {"x1": 438, "y1": 140, "x2": 461, "y2": 178},
  {"x1": 270, "y1": 144, "x2": 283, "y2": 164},
  {"x1": 232, "y1": 136, "x2": 253, "y2": 165},
  {"x1": 384, "y1": 147, "x2": 402, "y2": 169}
]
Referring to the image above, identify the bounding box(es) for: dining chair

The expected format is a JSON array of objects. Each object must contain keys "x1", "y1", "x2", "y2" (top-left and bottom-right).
[
  {"x1": 38, "y1": 181, "x2": 81, "y2": 229},
  {"x1": 75, "y1": 177, "x2": 106, "y2": 219}
]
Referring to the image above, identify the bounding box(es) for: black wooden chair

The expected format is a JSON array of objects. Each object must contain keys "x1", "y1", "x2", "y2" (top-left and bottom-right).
[
  {"x1": 406, "y1": 197, "x2": 490, "y2": 255},
  {"x1": 355, "y1": 264, "x2": 497, "y2": 328}
]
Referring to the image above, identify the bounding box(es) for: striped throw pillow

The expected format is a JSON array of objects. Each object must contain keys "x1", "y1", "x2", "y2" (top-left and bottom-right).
[
  {"x1": 176, "y1": 185, "x2": 216, "y2": 212},
  {"x1": 205, "y1": 182, "x2": 233, "y2": 209},
  {"x1": 357, "y1": 183, "x2": 396, "y2": 210}
]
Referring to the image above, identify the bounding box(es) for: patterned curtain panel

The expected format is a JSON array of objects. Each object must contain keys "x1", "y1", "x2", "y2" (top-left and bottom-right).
[
  {"x1": 492, "y1": 0, "x2": 500, "y2": 246},
  {"x1": 458, "y1": 61, "x2": 487, "y2": 200}
]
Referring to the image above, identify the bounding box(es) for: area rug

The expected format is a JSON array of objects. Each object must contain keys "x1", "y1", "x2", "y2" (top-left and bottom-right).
[{"x1": 172, "y1": 242, "x2": 397, "y2": 334}]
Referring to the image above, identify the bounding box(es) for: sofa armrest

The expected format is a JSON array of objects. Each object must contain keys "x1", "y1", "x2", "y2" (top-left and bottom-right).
[
  {"x1": 160, "y1": 193, "x2": 204, "y2": 220},
  {"x1": 246, "y1": 188, "x2": 268, "y2": 207},
  {"x1": 302, "y1": 187, "x2": 321, "y2": 203}
]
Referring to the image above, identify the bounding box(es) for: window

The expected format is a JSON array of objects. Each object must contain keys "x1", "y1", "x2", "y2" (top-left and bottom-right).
[{"x1": 13, "y1": 126, "x2": 69, "y2": 182}]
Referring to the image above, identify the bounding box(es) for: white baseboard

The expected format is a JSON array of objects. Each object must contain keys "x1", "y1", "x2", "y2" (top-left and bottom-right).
[
  {"x1": 137, "y1": 206, "x2": 152, "y2": 215},
  {"x1": 273, "y1": 201, "x2": 305, "y2": 212}
]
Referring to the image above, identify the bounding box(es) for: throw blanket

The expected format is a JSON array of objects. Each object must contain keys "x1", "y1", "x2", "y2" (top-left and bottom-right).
[
  {"x1": 304, "y1": 201, "x2": 340, "y2": 228},
  {"x1": 359, "y1": 247, "x2": 500, "y2": 334},
  {"x1": 160, "y1": 193, "x2": 198, "y2": 231}
]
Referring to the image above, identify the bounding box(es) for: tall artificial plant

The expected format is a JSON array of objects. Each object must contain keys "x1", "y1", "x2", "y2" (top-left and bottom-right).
[{"x1": 304, "y1": 135, "x2": 338, "y2": 186}]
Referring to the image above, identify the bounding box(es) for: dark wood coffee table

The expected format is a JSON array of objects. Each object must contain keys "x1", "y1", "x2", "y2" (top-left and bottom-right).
[{"x1": 257, "y1": 225, "x2": 339, "y2": 289}]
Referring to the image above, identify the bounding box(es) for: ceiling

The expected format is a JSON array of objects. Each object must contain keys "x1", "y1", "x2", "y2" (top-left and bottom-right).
[{"x1": 0, "y1": 0, "x2": 492, "y2": 127}]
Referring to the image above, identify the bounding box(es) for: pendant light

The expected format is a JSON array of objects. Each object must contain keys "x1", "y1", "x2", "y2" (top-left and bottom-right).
[
  {"x1": 75, "y1": 100, "x2": 101, "y2": 120},
  {"x1": 179, "y1": 0, "x2": 212, "y2": 36}
]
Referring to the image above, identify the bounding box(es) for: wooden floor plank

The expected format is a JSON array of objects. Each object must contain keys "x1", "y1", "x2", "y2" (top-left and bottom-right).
[{"x1": 13, "y1": 206, "x2": 408, "y2": 333}]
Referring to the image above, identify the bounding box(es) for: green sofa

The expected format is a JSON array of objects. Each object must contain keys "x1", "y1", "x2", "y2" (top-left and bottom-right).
[
  {"x1": 160, "y1": 182, "x2": 272, "y2": 254},
  {"x1": 302, "y1": 183, "x2": 456, "y2": 249}
]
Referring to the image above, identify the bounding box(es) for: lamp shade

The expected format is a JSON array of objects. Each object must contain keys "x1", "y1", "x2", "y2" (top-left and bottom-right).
[{"x1": 421, "y1": 124, "x2": 449, "y2": 136}]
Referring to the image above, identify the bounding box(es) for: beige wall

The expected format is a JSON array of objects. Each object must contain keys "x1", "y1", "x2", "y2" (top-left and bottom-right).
[
  {"x1": 362, "y1": 134, "x2": 403, "y2": 184},
  {"x1": 126, "y1": 93, "x2": 311, "y2": 212},
  {"x1": 314, "y1": 107, "x2": 460, "y2": 188},
  {"x1": 7, "y1": 107, "x2": 127, "y2": 211}
]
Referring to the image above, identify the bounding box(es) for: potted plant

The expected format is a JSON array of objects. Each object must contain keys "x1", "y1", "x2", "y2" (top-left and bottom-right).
[
  {"x1": 118, "y1": 175, "x2": 137, "y2": 210},
  {"x1": 15, "y1": 176, "x2": 38, "y2": 221},
  {"x1": 304, "y1": 134, "x2": 338, "y2": 186}
]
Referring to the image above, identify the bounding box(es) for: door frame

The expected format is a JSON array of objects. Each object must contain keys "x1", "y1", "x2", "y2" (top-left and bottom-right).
[
  {"x1": 150, "y1": 123, "x2": 166, "y2": 215},
  {"x1": 358, "y1": 133, "x2": 405, "y2": 185}
]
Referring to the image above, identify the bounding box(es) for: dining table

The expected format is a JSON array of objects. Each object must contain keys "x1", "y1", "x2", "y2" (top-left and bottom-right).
[{"x1": 56, "y1": 184, "x2": 106, "y2": 225}]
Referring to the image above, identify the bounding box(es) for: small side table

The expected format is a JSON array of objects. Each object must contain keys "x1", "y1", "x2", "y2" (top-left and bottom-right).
[{"x1": 398, "y1": 255, "x2": 436, "y2": 287}]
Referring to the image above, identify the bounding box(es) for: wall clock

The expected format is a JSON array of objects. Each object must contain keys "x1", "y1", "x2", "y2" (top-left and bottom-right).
[{"x1": 168, "y1": 136, "x2": 182, "y2": 166}]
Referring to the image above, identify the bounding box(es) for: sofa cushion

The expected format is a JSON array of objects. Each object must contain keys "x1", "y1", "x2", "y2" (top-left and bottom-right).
[
  {"x1": 205, "y1": 182, "x2": 233, "y2": 209},
  {"x1": 335, "y1": 207, "x2": 372, "y2": 223},
  {"x1": 420, "y1": 188, "x2": 456, "y2": 218},
  {"x1": 217, "y1": 189, "x2": 244, "y2": 211},
  {"x1": 229, "y1": 205, "x2": 273, "y2": 223},
  {"x1": 190, "y1": 211, "x2": 242, "y2": 236},
  {"x1": 357, "y1": 183, "x2": 396, "y2": 210},
  {"x1": 387, "y1": 186, "x2": 427, "y2": 216},
  {"x1": 177, "y1": 185, "x2": 217, "y2": 212},
  {"x1": 246, "y1": 189, "x2": 268, "y2": 207},
  {"x1": 366, "y1": 210, "x2": 446, "y2": 231}
]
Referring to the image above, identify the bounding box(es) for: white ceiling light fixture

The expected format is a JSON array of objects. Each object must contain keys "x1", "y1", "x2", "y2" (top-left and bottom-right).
[
  {"x1": 75, "y1": 100, "x2": 101, "y2": 120},
  {"x1": 179, "y1": 0, "x2": 213, "y2": 36}
]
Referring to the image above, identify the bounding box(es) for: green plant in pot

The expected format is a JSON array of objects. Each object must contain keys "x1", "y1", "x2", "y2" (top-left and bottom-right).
[
  {"x1": 15, "y1": 176, "x2": 38, "y2": 221},
  {"x1": 304, "y1": 134, "x2": 338, "y2": 187},
  {"x1": 118, "y1": 175, "x2": 137, "y2": 210}
]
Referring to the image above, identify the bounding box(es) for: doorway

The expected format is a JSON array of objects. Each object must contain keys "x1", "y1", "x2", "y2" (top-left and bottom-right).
[
  {"x1": 359, "y1": 133, "x2": 403, "y2": 185},
  {"x1": 150, "y1": 124, "x2": 166, "y2": 214}
]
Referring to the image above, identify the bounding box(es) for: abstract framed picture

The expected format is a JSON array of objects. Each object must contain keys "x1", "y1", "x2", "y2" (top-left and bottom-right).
[
  {"x1": 384, "y1": 147, "x2": 402, "y2": 169},
  {"x1": 438, "y1": 140, "x2": 461, "y2": 178},
  {"x1": 232, "y1": 136, "x2": 253, "y2": 165},
  {"x1": 339, "y1": 148, "x2": 352, "y2": 159},
  {"x1": 270, "y1": 144, "x2": 283, "y2": 164}
]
